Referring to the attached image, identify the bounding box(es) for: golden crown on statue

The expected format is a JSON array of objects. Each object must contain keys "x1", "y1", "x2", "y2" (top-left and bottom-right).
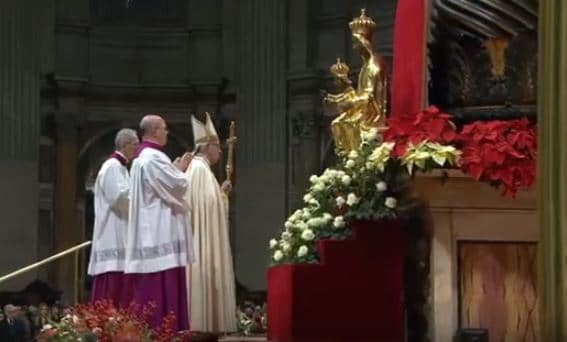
[
  {"x1": 349, "y1": 9, "x2": 376, "y2": 38},
  {"x1": 329, "y1": 58, "x2": 350, "y2": 77}
]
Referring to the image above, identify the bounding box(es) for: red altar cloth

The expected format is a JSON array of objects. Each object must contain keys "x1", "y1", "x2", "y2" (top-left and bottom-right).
[{"x1": 267, "y1": 220, "x2": 405, "y2": 342}]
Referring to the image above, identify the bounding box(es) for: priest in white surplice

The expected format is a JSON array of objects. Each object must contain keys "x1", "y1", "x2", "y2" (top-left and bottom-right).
[
  {"x1": 184, "y1": 113, "x2": 237, "y2": 333},
  {"x1": 88, "y1": 128, "x2": 139, "y2": 307},
  {"x1": 125, "y1": 114, "x2": 194, "y2": 331}
]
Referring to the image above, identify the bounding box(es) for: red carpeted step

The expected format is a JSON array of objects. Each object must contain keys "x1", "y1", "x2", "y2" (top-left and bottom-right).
[{"x1": 268, "y1": 220, "x2": 405, "y2": 342}]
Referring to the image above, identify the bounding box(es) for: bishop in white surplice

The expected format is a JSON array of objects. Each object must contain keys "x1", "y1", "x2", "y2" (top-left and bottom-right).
[
  {"x1": 88, "y1": 128, "x2": 139, "y2": 306},
  {"x1": 125, "y1": 114, "x2": 194, "y2": 331},
  {"x1": 184, "y1": 113, "x2": 237, "y2": 333}
]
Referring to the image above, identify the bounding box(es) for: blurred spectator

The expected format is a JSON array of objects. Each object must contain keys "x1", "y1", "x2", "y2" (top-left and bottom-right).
[{"x1": 0, "y1": 304, "x2": 30, "y2": 341}]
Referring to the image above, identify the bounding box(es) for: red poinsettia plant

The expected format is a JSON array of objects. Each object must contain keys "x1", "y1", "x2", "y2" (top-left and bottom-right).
[
  {"x1": 456, "y1": 118, "x2": 537, "y2": 197},
  {"x1": 381, "y1": 105, "x2": 537, "y2": 197},
  {"x1": 37, "y1": 300, "x2": 190, "y2": 342},
  {"x1": 383, "y1": 105, "x2": 458, "y2": 157}
]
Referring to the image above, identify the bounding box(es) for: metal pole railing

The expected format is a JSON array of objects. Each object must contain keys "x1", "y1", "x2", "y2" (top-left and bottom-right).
[
  {"x1": 0, "y1": 241, "x2": 92, "y2": 285},
  {"x1": 74, "y1": 250, "x2": 80, "y2": 304}
]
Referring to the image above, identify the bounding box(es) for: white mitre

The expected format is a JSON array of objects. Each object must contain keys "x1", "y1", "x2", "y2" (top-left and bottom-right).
[{"x1": 191, "y1": 112, "x2": 219, "y2": 147}]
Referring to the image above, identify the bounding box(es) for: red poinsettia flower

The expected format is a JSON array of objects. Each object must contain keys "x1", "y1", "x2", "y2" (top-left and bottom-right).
[
  {"x1": 384, "y1": 106, "x2": 457, "y2": 157},
  {"x1": 457, "y1": 118, "x2": 536, "y2": 197}
]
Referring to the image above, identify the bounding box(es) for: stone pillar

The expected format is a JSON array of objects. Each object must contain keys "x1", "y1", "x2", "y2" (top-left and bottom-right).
[
  {"x1": 234, "y1": 0, "x2": 287, "y2": 290},
  {"x1": 54, "y1": 113, "x2": 79, "y2": 304},
  {"x1": 0, "y1": 0, "x2": 40, "y2": 289},
  {"x1": 538, "y1": 1, "x2": 567, "y2": 339},
  {"x1": 287, "y1": 0, "x2": 325, "y2": 211}
]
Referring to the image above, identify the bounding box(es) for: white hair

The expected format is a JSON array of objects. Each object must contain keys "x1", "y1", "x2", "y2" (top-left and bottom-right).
[{"x1": 114, "y1": 128, "x2": 138, "y2": 150}]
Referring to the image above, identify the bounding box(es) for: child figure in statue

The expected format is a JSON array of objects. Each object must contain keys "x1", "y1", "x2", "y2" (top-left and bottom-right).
[{"x1": 324, "y1": 58, "x2": 362, "y2": 153}]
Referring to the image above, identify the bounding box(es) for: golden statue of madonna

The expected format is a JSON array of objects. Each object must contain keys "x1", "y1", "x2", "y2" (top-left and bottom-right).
[{"x1": 324, "y1": 9, "x2": 389, "y2": 154}]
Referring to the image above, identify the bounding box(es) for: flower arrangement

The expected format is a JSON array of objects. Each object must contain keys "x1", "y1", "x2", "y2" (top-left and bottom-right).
[
  {"x1": 36, "y1": 300, "x2": 189, "y2": 342},
  {"x1": 269, "y1": 127, "x2": 460, "y2": 265},
  {"x1": 269, "y1": 106, "x2": 536, "y2": 265},
  {"x1": 236, "y1": 301, "x2": 267, "y2": 336},
  {"x1": 383, "y1": 106, "x2": 458, "y2": 157},
  {"x1": 385, "y1": 106, "x2": 537, "y2": 196},
  {"x1": 457, "y1": 118, "x2": 537, "y2": 197}
]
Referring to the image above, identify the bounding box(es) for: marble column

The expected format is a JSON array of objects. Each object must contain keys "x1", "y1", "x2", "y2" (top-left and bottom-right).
[
  {"x1": 0, "y1": 0, "x2": 41, "y2": 289},
  {"x1": 54, "y1": 113, "x2": 80, "y2": 304},
  {"x1": 234, "y1": 0, "x2": 287, "y2": 290},
  {"x1": 538, "y1": 1, "x2": 567, "y2": 339}
]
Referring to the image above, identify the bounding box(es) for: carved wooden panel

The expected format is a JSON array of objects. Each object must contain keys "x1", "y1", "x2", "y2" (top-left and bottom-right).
[
  {"x1": 429, "y1": 0, "x2": 538, "y2": 122},
  {"x1": 459, "y1": 242, "x2": 539, "y2": 342}
]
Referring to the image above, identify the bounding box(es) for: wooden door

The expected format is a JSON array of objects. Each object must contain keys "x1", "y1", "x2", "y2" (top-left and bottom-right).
[{"x1": 459, "y1": 242, "x2": 539, "y2": 342}]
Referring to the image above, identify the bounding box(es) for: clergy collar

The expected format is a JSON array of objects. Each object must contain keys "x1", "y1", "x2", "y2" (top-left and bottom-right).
[
  {"x1": 109, "y1": 151, "x2": 128, "y2": 166},
  {"x1": 195, "y1": 154, "x2": 211, "y2": 166},
  {"x1": 135, "y1": 139, "x2": 163, "y2": 157}
]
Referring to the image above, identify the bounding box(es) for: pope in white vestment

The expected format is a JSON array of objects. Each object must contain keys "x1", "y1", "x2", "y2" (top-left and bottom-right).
[
  {"x1": 88, "y1": 129, "x2": 139, "y2": 307},
  {"x1": 184, "y1": 113, "x2": 237, "y2": 333},
  {"x1": 124, "y1": 115, "x2": 195, "y2": 331}
]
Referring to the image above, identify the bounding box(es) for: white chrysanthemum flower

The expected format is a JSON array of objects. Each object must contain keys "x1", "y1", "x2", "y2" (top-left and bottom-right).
[
  {"x1": 281, "y1": 231, "x2": 292, "y2": 241},
  {"x1": 328, "y1": 169, "x2": 338, "y2": 178},
  {"x1": 269, "y1": 239, "x2": 278, "y2": 249},
  {"x1": 313, "y1": 182, "x2": 325, "y2": 192},
  {"x1": 348, "y1": 150, "x2": 359, "y2": 159},
  {"x1": 345, "y1": 159, "x2": 356, "y2": 168},
  {"x1": 284, "y1": 221, "x2": 294, "y2": 229},
  {"x1": 306, "y1": 218, "x2": 318, "y2": 227},
  {"x1": 346, "y1": 193, "x2": 360, "y2": 206},
  {"x1": 282, "y1": 242, "x2": 292, "y2": 253},
  {"x1": 319, "y1": 174, "x2": 331, "y2": 183},
  {"x1": 323, "y1": 213, "x2": 333, "y2": 223},
  {"x1": 303, "y1": 193, "x2": 313, "y2": 203},
  {"x1": 376, "y1": 181, "x2": 388, "y2": 192},
  {"x1": 297, "y1": 245, "x2": 309, "y2": 257},
  {"x1": 309, "y1": 175, "x2": 318, "y2": 184},
  {"x1": 385, "y1": 197, "x2": 398, "y2": 209},
  {"x1": 308, "y1": 198, "x2": 320, "y2": 207},
  {"x1": 362, "y1": 128, "x2": 379, "y2": 141},
  {"x1": 341, "y1": 175, "x2": 352, "y2": 186},
  {"x1": 301, "y1": 229, "x2": 315, "y2": 241},
  {"x1": 273, "y1": 250, "x2": 284, "y2": 261},
  {"x1": 297, "y1": 221, "x2": 308, "y2": 231},
  {"x1": 333, "y1": 216, "x2": 345, "y2": 228},
  {"x1": 336, "y1": 196, "x2": 346, "y2": 208}
]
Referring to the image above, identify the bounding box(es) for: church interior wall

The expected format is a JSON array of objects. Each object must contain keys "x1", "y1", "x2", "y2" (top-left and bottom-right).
[
  {"x1": 0, "y1": 1, "x2": 543, "y2": 340},
  {"x1": 2, "y1": 0, "x2": 401, "y2": 298}
]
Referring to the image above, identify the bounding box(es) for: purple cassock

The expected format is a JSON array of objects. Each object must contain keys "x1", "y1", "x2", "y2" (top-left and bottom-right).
[
  {"x1": 88, "y1": 151, "x2": 130, "y2": 308},
  {"x1": 122, "y1": 139, "x2": 193, "y2": 331}
]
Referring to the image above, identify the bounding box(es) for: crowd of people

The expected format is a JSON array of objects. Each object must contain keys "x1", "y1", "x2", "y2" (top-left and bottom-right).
[{"x1": 0, "y1": 303, "x2": 67, "y2": 341}]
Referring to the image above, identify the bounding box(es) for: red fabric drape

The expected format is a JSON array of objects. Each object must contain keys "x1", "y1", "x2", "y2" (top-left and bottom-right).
[{"x1": 391, "y1": 0, "x2": 428, "y2": 117}]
